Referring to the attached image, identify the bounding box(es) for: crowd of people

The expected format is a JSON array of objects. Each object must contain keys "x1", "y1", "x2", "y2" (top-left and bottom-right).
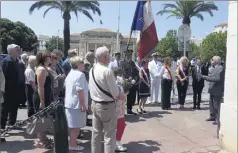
[{"x1": 0, "y1": 44, "x2": 225, "y2": 153}]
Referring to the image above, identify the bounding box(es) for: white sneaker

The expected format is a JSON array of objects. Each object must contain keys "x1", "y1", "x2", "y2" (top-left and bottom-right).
[
  {"x1": 116, "y1": 141, "x2": 127, "y2": 152},
  {"x1": 69, "y1": 145, "x2": 84, "y2": 151}
]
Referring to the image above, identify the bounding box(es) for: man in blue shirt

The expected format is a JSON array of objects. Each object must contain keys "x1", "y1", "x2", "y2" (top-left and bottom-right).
[{"x1": 62, "y1": 49, "x2": 77, "y2": 76}]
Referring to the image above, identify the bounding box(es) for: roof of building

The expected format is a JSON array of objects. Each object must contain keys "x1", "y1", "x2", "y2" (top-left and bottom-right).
[
  {"x1": 214, "y1": 22, "x2": 228, "y2": 27},
  {"x1": 71, "y1": 33, "x2": 81, "y2": 36}
]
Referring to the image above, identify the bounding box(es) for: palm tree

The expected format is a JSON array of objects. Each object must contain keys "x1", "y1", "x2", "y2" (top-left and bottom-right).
[
  {"x1": 157, "y1": 1, "x2": 218, "y2": 26},
  {"x1": 29, "y1": 1, "x2": 101, "y2": 57}
]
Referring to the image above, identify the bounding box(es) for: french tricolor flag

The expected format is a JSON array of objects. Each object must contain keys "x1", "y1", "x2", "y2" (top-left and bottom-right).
[{"x1": 131, "y1": 1, "x2": 158, "y2": 60}]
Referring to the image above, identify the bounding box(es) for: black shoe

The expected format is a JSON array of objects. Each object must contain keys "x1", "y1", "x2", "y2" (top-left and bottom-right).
[
  {"x1": 77, "y1": 131, "x2": 84, "y2": 139},
  {"x1": 0, "y1": 138, "x2": 6, "y2": 144},
  {"x1": 197, "y1": 107, "x2": 201, "y2": 110},
  {"x1": 192, "y1": 107, "x2": 196, "y2": 110},
  {"x1": 86, "y1": 119, "x2": 92, "y2": 126},
  {"x1": 127, "y1": 110, "x2": 137, "y2": 115},
  {"x1": 212, "y1": 121, "x2": 218, "y2": 125},
  {"x1": 206, "y1": 117, "x2": 215, "y2": 121},
  {"x1": 142, "y1": 109, "x2": 147, "y2": 113}
]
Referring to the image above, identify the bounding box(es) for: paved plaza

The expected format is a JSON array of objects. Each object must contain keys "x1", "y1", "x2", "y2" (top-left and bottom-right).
[{"x1": 0, "y1": 84, "x2": 222, "y2": 153}]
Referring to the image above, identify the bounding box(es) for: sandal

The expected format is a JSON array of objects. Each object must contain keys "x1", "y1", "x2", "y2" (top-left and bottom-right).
[
  {"x1": 34, "y1": 139, "x2": 53, "y2": 149},
  {"x1": 44, "y1": 137, "x2": 54, "y2": 144},
  {"x1": 142, "y1": 109, "x2": 147, "y2": 113},
  {"x1": 137, "y1": 109, "x2": 143, "y2": 114}
]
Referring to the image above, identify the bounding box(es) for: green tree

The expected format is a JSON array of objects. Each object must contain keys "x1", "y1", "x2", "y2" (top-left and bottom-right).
[
  {"x1": 200, "y1": 31, "x2": 227, "y2": 62},
  {"x1": 0, "y1": 18, "x2": 38, "y2": 54},
  {"x1": 46, "y1": 36, "x2": 64, "y2": 52},
  {"x1": 29, "y1": 1, "x2": 101, "y2": 57},
  {"x1": 188, "y1": 41, "x2": 200, "y2": 60},
  {"x1": 156, "y1": 30, "x2": 180, "y2": 59},
  {"x1": 157, "y1": 1, "x2": 218, "y2": 26}
]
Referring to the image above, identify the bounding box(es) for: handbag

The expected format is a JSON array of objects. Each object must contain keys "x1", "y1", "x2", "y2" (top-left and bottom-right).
[{"x1": 91, "y1": 66, "x2": 115, "y2": 101}]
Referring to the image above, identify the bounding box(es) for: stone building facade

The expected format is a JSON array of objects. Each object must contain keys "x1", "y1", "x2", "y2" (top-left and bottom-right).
[
  {"x1": 70, "y1": 28, "x2": 136, "y2": 57},
  {"x1": 219, "y1": 1, "x2": 237, "y2": 153}
]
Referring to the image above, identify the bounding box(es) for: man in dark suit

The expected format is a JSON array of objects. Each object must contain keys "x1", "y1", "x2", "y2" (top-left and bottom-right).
[
  {"x1": 1, "y1": 44, "x2": 21, "y2": 131},
  {"x1": 198, "y1": 56, "x2": 225, "y2": 138},
  {"x1": 191, "y1": 59, "x2": 206, "y2": 110},
  {"x1": 120, "y1": 50, "x2": 139, "y2": 115}
]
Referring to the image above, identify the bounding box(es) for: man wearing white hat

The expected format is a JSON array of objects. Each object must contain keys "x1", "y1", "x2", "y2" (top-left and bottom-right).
[{"x1": 148, "y1": 53, "x2": 162, "y2": 104}]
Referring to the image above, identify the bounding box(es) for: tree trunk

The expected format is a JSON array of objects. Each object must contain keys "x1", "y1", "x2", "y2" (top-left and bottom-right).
[
  {"x1": 182, "y1": 17, "x2": 191, "y2": 26},
  {"x1": 63, "y1": 12, "x2": 71, "y2": 57},
  {"x1": 182, "y1": 17, "x2": 191, "y2": 57}
]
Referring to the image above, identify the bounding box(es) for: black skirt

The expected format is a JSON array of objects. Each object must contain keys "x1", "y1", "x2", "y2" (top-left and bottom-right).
[{"x1": 139, "y1": 81, "x2": 150, "y2": 98}]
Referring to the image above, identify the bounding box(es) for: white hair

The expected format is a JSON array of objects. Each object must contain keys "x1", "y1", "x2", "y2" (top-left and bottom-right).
[
  {"x1": 95, "y1": 46, "x2": 109, "y2": 60},
  {"x1": 7, "y1": 44, "x2": 20, "y2": 54},
  {"x1": 68, "y1": 49, "x2": 77, "y2": 57},
  {"x1": 69, "y1": 56, "x2": 84, "y2": 69},
  {"x1": 28, "y1": 55, "x2": 36, "y2": 65},
  {"x1": 213, "y1": 56, "x2": 221, "y2": 65}
]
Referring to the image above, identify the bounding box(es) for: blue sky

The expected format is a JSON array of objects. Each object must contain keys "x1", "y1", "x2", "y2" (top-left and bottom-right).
[{"x1": 1, "y1": 1, "x2": 228, "y2": 39}]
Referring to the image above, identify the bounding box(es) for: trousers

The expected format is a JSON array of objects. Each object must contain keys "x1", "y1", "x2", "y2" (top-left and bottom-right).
[
  {"x1": 1, "y1": 100, "x2": 19, "y2": 129},
  {"x1": 209, "y1": 95, "x2": 215, "y2": 118},
  {"x1": 192, "y1": 85, "x2": 204, "y2": 108},
  {"x1": 150, "y1": 78, "x2": 161, "y2": 102},
  {"x1": 91, "y1": 102, "x2": 117, "y2": 153},
  {"x1": 161, "y1": 79, "x2": 172, "y2": 109},
  {"x1": 127, "y1": 85, "x2": 137, "y2": 111},
  {"x1": 25, "y1": 84, "x2": 35, "y2": 117},
  {"x1": 210, "y1": 95, "x2": 222, "y2": 137},
  {"x1": 177, "y1": 81, "x2": 188, "y2": 105}
]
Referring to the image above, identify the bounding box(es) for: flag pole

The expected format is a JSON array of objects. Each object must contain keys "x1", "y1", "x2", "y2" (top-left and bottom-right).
[
  {"x1": 116, "y1": 1, "x2": 120, "y2": 54},
  {"x1": 123, "y1": 30, "x2": 133, "y2": 60}
]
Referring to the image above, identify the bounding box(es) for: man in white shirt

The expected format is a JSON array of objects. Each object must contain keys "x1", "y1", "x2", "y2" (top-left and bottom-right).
[
  {"x1": 89, "y1": 46, "x2": 126, "y2": 153},
  {"x1": 108, "y1": 51, "x2": 121, "y2": 70},
  {"x1": 148, "y1": 53, "x2": 162, "y2": 103}
]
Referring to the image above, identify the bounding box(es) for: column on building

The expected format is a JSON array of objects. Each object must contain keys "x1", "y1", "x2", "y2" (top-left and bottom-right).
[{"x1": 219, "y1": 1, "x2": 237, "y2": 153}]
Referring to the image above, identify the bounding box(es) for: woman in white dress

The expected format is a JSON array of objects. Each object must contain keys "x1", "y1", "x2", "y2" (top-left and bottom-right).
[{"x1": 64, "y1": 56, "x2": 88, "y2": 151}]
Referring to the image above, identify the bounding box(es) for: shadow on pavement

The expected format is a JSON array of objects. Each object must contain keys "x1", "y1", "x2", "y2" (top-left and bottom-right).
[
  {"x1": 0, "y1": 140, "x2": 35, "y2": 153},
  {"x1": 124, "y1": 140, "x2": 161, "y2": 153},
  {"x1": 125, "y1": 111, "x2": 171, "y2": 123}
]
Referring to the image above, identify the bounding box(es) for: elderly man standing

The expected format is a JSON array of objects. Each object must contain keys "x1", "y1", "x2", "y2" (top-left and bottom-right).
[
  {"x1": 1, "y1": 44, "x2": 21, "y2": 130},
  {"x1": 148, "y1": 53, "x2": 162, "y2": 104},
  {"x1": 198, "y1": 56, "x2": 225, "y2": 138},
  {"x1": 89, "y1": 46, "x2": 126, "y2": 153},
  {"x1": 62, "y1": 49, "x2": 77, "y2": 76}
]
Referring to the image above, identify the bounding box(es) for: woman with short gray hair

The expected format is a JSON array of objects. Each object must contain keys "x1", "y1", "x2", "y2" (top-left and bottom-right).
[{"x1": 64, "y1": 56, "x2": 88, "y2": 151}]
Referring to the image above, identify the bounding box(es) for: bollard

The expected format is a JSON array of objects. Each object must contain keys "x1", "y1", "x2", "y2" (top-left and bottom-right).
[{"x1": 53, "y1": 100, "x2": 69, "y2": 153}]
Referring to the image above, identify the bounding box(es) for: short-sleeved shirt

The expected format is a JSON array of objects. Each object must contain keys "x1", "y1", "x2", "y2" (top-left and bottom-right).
[
  {"x1": 89, "y1": 63, "x2": 119, "y2": 102},
  {"x1": 24, "y1": 66, "x2": 35, "y2": 85},
  {"x1": 64, "y1": 69, "x2": 88, "y2": 109}
]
